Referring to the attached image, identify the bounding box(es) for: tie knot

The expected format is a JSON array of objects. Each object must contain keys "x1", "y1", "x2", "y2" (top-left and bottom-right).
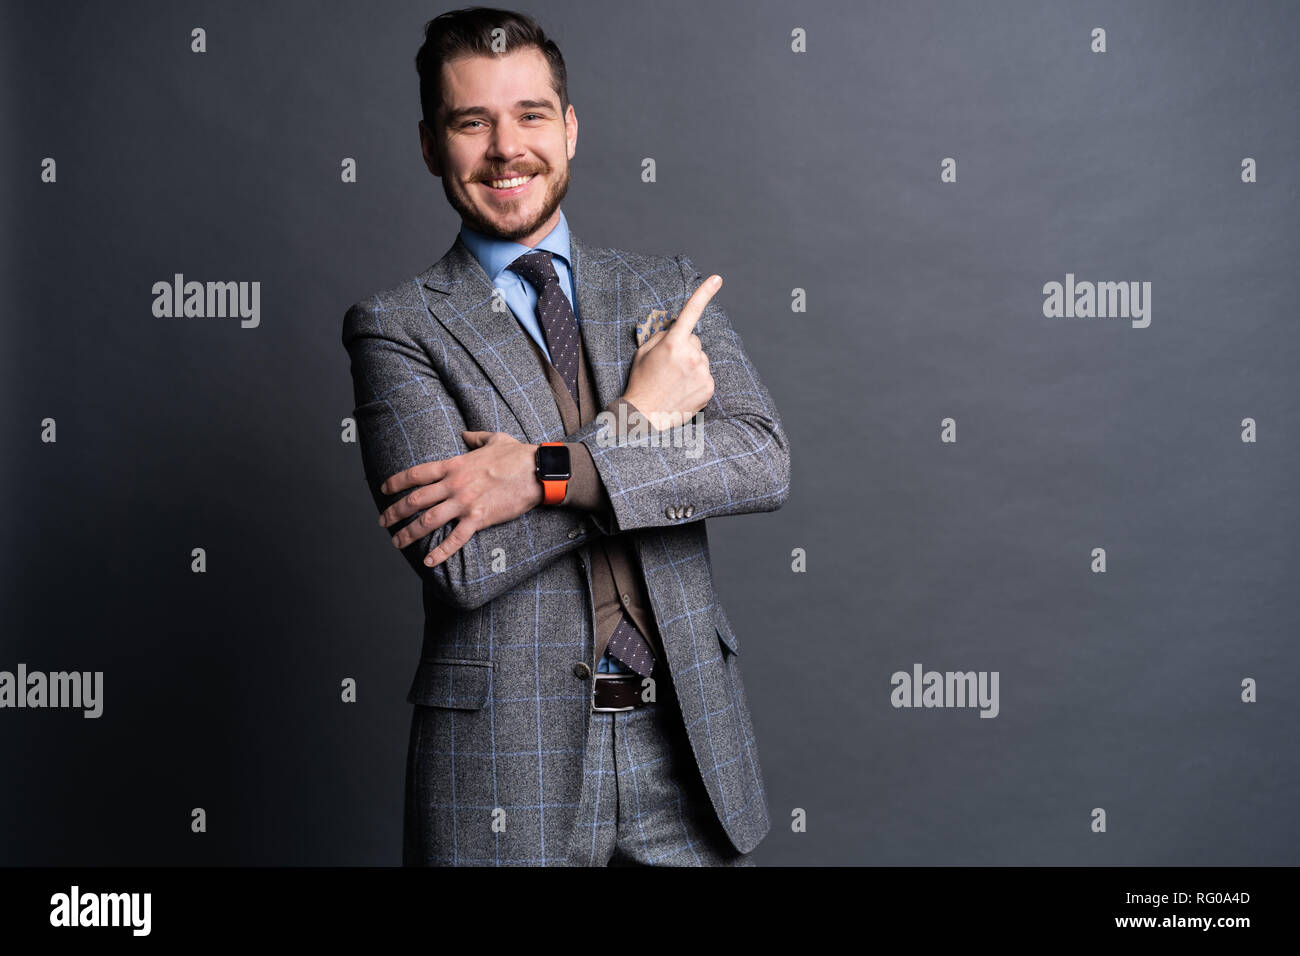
[{"x1": 509, "y1": 249, "x2": 558, "y2": 291}]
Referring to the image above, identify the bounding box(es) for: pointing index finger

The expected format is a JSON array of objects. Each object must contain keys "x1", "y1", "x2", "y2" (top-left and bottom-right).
[{"x1": 666, "y1": 274, "x2": 722, "y2": 342}]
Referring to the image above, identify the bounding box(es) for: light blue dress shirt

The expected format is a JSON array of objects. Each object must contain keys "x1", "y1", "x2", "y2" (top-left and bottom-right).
[
  {"x1": 459, "y1": 211, "x2": 631, "y2": 676},
  {"x1": 459, "y1": 209, "x2": 580, "y2": 365}
]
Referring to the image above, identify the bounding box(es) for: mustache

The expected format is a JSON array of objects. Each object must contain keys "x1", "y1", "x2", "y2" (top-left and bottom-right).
[{"x1": 477, "y1": 167, "x2": 544, "y2": 181}]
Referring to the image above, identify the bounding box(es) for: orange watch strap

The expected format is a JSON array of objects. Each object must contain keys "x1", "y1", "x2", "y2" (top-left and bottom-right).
[
  {"x1": 540, "y1": 477, "x2": 567, "y2": 505},
  {"x1": 538, "y1": 442, "x2": 569, "y2": 505}
]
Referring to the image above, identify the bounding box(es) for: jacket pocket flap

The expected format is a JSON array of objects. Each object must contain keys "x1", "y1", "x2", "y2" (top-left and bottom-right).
[
  {"x1": 406, "y1": 657, "x2": 494, "y2": 709},
  {"x1": 713, "y1": 604, "x2": 740, "y2": 655}
]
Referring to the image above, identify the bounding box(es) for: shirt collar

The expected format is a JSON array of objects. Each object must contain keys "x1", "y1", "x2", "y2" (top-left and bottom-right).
[{"x1": 459, "y1": 208, "x2": 572, "y2": 284}]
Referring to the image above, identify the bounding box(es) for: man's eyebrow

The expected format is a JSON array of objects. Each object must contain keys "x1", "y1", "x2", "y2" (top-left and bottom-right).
[{"x1": 444, "y1": 99, "x2": 558, "y2": 124}]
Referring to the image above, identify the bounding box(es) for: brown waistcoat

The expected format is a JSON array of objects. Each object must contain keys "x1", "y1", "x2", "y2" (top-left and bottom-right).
[{"x1": 521, "y1": 330, "x2": 664, "y2": 669}]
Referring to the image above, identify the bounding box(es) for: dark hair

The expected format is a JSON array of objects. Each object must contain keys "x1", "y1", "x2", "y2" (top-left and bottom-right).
[{"x1": 415, "y1": 7, "x2": 569, "y2": 127}]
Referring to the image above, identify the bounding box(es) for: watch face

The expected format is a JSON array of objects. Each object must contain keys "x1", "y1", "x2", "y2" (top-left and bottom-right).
[{"x1": 536, "y1": 444, "x2": 571, "y2": 480}]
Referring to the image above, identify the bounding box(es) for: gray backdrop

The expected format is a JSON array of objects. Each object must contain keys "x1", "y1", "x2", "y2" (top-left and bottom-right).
[{"x1": 2, "y1": 0, "x2": 1297, "y2": 865}]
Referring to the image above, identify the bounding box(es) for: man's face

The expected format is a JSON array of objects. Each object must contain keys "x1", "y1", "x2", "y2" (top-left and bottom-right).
[{"x1": 420, "y1": 48, "x2": 577, "y2": 247}]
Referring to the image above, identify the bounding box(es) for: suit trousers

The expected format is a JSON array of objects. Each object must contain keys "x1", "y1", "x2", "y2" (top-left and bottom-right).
[{"x1": 564, "y1": 668, "x2": 756, "y2": 866}]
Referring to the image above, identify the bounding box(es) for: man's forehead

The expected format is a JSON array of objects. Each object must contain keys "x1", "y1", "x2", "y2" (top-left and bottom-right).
[{"x1": 441, "y1": 49, "x2": 556, "y2": 110}]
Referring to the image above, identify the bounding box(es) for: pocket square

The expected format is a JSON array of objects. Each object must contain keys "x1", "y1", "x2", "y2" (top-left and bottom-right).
[{"x1": 635, "y1": 308, "x2": 674, "y2": 347}]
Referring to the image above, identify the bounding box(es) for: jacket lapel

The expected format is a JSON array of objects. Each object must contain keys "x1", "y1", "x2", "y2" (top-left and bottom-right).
[
  {"x1": 570, "y1": 233, "x2": 633, "y2": 416},
  {"x1": 420, "y1": 228, "x2": 630, "y2": 443}
]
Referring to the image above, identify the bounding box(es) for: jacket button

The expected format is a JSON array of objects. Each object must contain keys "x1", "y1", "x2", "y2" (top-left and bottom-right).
[
  {"x1": 684, "y1": 505, "x2": 694, "y2": 517},
  {"x1": 664, "y1": 505, "x2": 676, "y2": 519},
  {"x1": 572, "y1": 662, "x2": 591, "y2": 679}
]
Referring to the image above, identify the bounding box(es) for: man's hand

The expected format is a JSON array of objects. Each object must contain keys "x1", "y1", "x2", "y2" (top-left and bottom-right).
[
  {"x1": 377, "y1": 431, "x2": 544, "y2": 568},
  {"x1": 622, "y1": 274, "x2": 722, "y2": 430}
]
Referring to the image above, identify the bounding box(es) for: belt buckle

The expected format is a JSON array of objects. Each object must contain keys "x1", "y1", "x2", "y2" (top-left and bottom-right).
[{"x1": 591, "y1": 672, "x2": 637, "y2": 712}]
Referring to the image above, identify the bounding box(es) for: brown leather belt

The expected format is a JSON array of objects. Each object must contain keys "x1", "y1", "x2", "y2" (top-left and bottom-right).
[{"x1": 592, "y1": 669, "x2": 661, "y2": 712}]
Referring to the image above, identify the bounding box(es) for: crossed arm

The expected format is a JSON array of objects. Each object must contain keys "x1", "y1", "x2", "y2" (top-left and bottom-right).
[{"x1": 340, "y1": 254, "x2": 790, "y2": 611}]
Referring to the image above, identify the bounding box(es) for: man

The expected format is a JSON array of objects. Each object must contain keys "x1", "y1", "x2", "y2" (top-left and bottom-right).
[{"x1": 341, "y1": 7, "x2": 790, "y2": 866}]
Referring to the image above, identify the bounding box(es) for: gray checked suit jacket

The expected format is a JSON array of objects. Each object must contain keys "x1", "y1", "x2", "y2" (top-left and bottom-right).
[{"x1": 341, "y1": 227, "x2": 791, "y2": 865}]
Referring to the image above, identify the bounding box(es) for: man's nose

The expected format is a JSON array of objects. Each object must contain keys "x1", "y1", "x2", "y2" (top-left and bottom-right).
[{"x1": 486, "y1": 126, "x2": 523, "y2": 160}]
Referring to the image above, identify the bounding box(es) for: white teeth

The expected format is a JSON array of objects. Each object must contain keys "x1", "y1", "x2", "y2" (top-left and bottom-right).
[{"x1": 488, "y1": 174, "x2": 534, "y2": 189}]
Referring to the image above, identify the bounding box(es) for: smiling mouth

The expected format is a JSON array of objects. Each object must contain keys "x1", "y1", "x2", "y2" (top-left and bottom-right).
[
  {"x1": 481, "y1": 173, "x2": 538, "y2": 192},
  {"x1": 480, "y1": 171, "x2": 535, "y2": 193}
]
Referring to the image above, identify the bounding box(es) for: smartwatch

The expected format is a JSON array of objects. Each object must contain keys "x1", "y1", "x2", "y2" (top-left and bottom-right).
[{"x1": 535, "y1": 442, "x2": 571, "y2": 505}]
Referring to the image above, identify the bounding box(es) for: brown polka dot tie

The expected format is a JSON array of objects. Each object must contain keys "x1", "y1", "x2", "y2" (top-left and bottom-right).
[
  {"x1": 510, "y1": 249, "x2": 657, "y2": 679},
  {"x1": 509, "y1": 250, "x2": 581, "y2": 408},
  {"x1": 604, "y1": 613, "x2": 656, "y2": 678}
]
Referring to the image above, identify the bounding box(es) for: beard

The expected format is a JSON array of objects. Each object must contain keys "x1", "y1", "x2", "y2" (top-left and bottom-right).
[{"x1": 443, "y1": 160, "x2": 571, "y2": 243}]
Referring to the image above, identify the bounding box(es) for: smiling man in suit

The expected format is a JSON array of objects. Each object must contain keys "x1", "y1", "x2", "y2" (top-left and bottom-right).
[{"x1": 341, "y1": 7, "x2": 791, "y2": 866}]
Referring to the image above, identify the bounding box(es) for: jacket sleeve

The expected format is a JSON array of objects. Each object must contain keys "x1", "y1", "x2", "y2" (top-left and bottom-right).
[
  {"x1": 565, "y1": 254, "x2": 792, "y2": 535},
  {"x1": 559, "y1": 439, "x2": 612, "y2": 513},
  {"x1": 556, "y1": 396, "x2": 650, "y2": 518},
  {"x1": 342, "y1": 298, "x2": 601, "y2": 611}
]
